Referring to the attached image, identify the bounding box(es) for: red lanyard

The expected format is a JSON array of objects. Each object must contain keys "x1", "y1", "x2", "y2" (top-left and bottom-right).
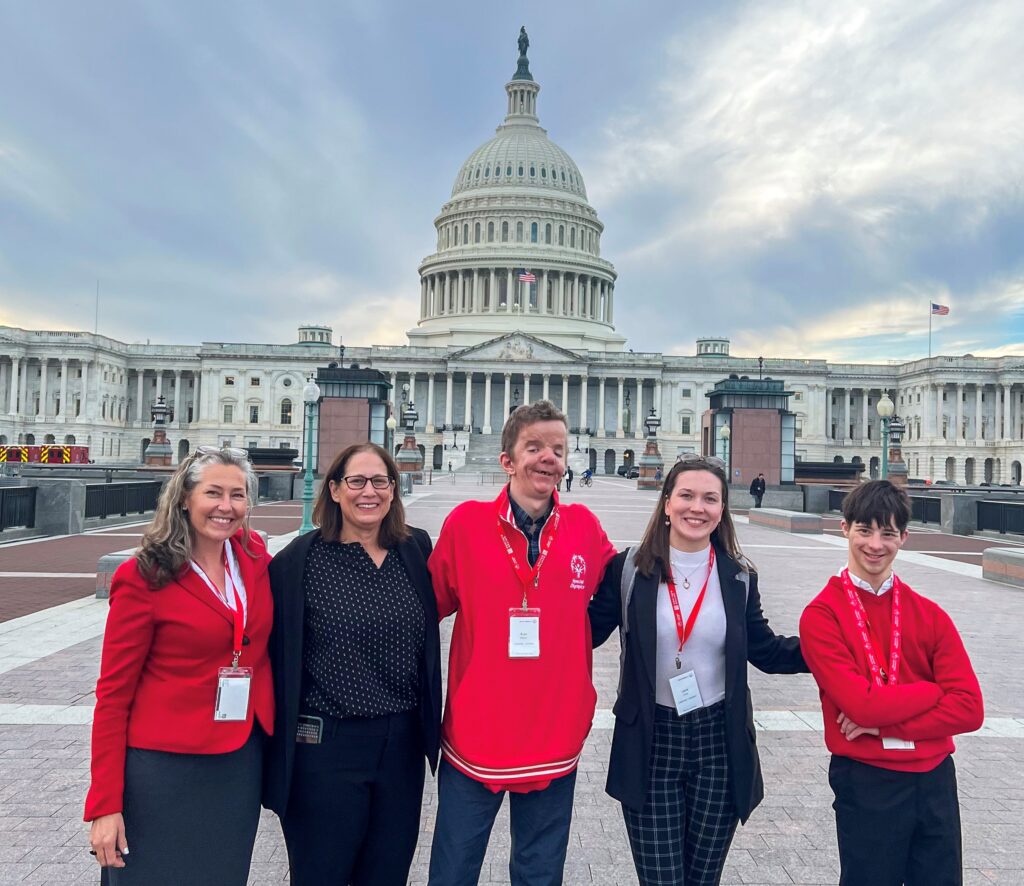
[
  {"x1": 192, "y1": 550, "x2": 247, "y2": 667},
  {"x1": 841, "y1": 568, "x2": 902, "y2": 686},
  {"x1": 666, "y1": 547, "x2": 716, "y2": 653},
  {"x1": 498, "y1": 507, "x2": 560, "y2": 609}
]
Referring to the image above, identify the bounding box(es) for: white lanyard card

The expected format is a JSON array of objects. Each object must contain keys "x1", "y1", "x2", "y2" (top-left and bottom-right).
[{"x1": 509, "y1": 607, "x2": 541, "y2": 658}]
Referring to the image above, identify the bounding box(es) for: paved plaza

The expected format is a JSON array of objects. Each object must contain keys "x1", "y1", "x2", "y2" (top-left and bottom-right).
[{"x1": 0, "y1": 476, "x2": 1022, "y2": 883}]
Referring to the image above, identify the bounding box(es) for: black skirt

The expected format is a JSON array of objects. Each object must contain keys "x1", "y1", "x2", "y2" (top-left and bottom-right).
[{"x1": 101, "y1": 727, "x2": 263, "y2": 886}]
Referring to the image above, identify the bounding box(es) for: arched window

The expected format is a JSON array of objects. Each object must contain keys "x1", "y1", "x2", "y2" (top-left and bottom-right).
[
  {"x1": 570, "y1": 227, "x2": 576, "y2": 248},
  {"x1": 558, "y1": 225, "x2": 564, "y2": 245},
  {"x1": 485, "y1": 166, "x2": 490, "y2": 177},
  {"x1": 501, "y1": 221, "x2": 509, "y2": 242},
  {"x1": 506, "y1": 165, "x2": 512, "y2": 176},
  {"x1": 518, "y1": 165, "x2": 524, "y2": 177},
  {"x1": 462, "y1": 223, "x2": 469, "y2": 244},
  {"x1": 488, "y1": 221, "x2": 495, "y2": 242},
  {"x1": 529, "y1": 165, "x2": 535, "y2": 177},
  {"x1": 530, "y1": 222, "x2": 538, "y2": 243},
  {"x1": 516, "y1": 221, "x2": 524, "y2": 242},
  {"x1": 474, "y1": 168, "x2": 480, "y2": 179},
  {"x1": 545, "y1": 223, "x2": 551, "y2": 244},
  {"x1": 280, "y1": 399, "x2": 293, "y2": 425},
  {"x1": 561, "y1": 170, "x2": 566, "y2": 182},
  {"x1": 541, "y1": 167, "x2": 547, "y2": 179}
]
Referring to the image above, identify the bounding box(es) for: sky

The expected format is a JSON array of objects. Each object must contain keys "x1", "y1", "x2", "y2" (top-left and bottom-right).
[{"x1": 1, "y1": 0, "x2": 1022, "y2": 362}]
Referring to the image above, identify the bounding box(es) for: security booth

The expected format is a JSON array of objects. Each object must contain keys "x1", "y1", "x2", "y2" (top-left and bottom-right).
[
  {"x1": 702, "y1": 375, "x2": 796, "y2": 488},
  {"x1": 313, "y1": 362, "x2": 392, "y2": 471}
]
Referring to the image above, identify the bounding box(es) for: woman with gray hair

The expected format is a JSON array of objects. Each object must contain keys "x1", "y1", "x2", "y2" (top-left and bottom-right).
[{"x1": 85, "y1": 446, "x2": 275, "y2": 885}]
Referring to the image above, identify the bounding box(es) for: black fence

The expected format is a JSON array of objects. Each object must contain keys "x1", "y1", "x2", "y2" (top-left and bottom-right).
[
  {"x1": 909, "y1": 495, "x2": 942, "y2": 525},
  {"x1": 0, "y1": 487, "x2": 36, "y2": 532},
  {"x1": 977, "y1": 501, "x2": 1024, "y2": 536},
  {"x1": 84, "y1": 482, "x2": 163, "y2": 520}
]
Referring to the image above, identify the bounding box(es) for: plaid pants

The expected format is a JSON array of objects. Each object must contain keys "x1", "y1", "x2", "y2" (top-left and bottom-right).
[{"x1": 622, "y1": 702, "x2": 738, "y2": 886}]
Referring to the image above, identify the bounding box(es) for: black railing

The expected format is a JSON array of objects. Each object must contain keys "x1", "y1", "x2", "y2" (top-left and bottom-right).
[
  {"x1": 84, "y1": 482, "x2": 162, "y2": 519},
  {"x1": 909, "y1": 496, "x2": 942, "y2": 525},
  {"x1": 0, "y1": 487, "x2": 36, "y2": 532},
  {"x1": 978, "y1": 501, "x2": 1024, "y2": 535}
]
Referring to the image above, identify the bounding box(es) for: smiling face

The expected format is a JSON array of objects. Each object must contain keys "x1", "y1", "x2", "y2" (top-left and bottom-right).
[
  {"x1": 500, "y1": 419, "x2": 567, "y2": 508},
  {"x1": 841, "y1": 517, "x2": 908, "y2": 588},
  {"x1": 185, "y1": 463, "x2": 249, "y2": 554},
  {"x1": 329, "y1": 449, "x2": 394, "y2": 541},
  {"x1": 663, "y1": 468, "x2": 724, "y2": 552}
]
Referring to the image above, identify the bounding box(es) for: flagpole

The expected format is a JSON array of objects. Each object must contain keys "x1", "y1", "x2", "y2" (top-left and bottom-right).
[{"x1": 928, "y1": 303, "x2": 932, "y2": 359}]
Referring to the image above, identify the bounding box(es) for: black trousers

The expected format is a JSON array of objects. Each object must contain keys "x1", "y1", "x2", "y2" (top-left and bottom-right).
[
  {"x1": 829, "y1": 755, "x2": 963, "y2": 886},
  {"x1": 281, "y1": 708, "x2": 425, "y2": 886}
]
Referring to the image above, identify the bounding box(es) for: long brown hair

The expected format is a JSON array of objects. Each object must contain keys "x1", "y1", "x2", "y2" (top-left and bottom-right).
[
  {"x1": 136, "y1": 448, "x2": 258, "y2": 589},
  {"x1": 313, "y1": 442, "x2": 410, "y2": 546},
  {"x1": 633, "y1": 458, "x2": 752, "y2": 581}
]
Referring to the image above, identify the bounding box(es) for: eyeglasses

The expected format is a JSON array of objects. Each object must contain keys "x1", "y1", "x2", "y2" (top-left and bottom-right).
[
  {"x1": 193, "y1": 445, "x2": 248, "y2": 459},
  {"x1": 676, "y1": 453, "x2": 727, "y2": 470},
  {"x1": 340, "y1": 475, "x2": 393, "y2": 490}
]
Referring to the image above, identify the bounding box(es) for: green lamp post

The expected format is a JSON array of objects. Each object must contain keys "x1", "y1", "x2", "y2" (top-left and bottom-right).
[
  {"x1": 877, "y1": 392, "x2": 894, "y2": 479},
  {"x1": 299, "y1": 376, "x2": 321, "y2": 533}
]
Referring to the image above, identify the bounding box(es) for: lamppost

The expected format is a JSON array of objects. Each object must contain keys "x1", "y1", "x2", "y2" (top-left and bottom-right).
[
  {"x1": 299, "y1": 375, "x2": 321, "y2": 533},
  {"x1": 637, "y1": 407, "x2": 663, "y2": 490},
  {"x1": 876, "y1": 392, "x2": 894, "y2": 479},
  {"x1": 510, "y1": 386, "x2": 521, "y2": 415},
  {"x1": 386, "y1": 413, "x2": 397, "y2": 454},
  {"x1": 719, "y1": 424, "x2": 731, "y2": 477},
  {"x1": 396, "y1": 392, "x2": 423, "y2": 475}
]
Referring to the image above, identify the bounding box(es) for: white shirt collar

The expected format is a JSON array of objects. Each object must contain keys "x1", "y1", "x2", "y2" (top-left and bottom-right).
[{"x1": 839, "y1": 565, "x2": 894, "y2": 596}]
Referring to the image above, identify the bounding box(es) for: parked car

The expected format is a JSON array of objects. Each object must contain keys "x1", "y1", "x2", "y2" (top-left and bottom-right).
[{"x1": 617, "y1": 464, "x2": 639, "y2": 479}]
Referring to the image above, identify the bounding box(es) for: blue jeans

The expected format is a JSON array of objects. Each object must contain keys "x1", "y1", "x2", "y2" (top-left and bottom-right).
[{"x1": 427, "y1": 759, "x2": 577, "y2": 886}]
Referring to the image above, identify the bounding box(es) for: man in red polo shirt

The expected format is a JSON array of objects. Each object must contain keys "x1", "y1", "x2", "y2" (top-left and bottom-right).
[{"x1": 800, "y1": 480, "x2": 983, "y2": 886}]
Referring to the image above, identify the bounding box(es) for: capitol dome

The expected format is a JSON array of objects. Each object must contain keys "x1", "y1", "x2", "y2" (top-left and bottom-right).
[{"x1": 408, "y1": 30, "x2": 624, "y2": 353}]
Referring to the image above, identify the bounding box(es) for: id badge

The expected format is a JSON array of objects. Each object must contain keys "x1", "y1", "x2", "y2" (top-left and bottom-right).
[
  {"x1": 509, "y1": 608, "x2": 541, "y2": 658},
  {"x1": 882, "y1": 737, "x2": 916, "y2": 751},
  {"x1": 214, "y1": 666, "x2": 252, "y2": 721},
  {"x1": 668, "y1": 669, "x2": 704, "y2": 716}
]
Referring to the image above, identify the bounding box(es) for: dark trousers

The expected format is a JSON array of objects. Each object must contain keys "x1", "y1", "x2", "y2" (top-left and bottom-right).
[
  {"x1": 281, "y1": 708, "x2": 424, "y2": 886},
  {"x1": 829, "y1": 755, "x2": 963, "y2": 886},
  {"x1": 753, "y1": 494, "x2": 764, "y2": 508},
  {"x1": 428, "y1": 759, "x2": 577, "y2": 886},
  {"x1": 622, "y1": 703, "x2": 738, "y2": 886},
  {"x1": 103, "y1": 727, "x2": 263, "y2": 886}
]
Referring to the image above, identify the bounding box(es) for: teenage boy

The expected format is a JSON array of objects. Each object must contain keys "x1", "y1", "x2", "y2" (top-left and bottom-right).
[
  {"x1": 800, "y1": 480, "x2": 984, "y2": 886},
  {"x1": 427, "y1": 401, "x2": 615, "y2": 886}
]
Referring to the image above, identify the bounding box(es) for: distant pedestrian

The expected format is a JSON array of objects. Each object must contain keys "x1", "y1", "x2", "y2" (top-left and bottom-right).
[
  {"x1": 448, "y1": 460, "x2": 453, "y2": 475},
  {"x1": 565, "y1": 466, "x2": 574, "y2": 492},
  {"x1": 749, "y1": 473, "x2": 766, "y2": 508},
  {"x1": 654, "y1": 466, "x2": 663, "y2": 482}
]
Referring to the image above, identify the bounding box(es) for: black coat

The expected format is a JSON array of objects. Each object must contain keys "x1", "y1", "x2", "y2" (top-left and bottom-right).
[
  {"x1": 588, "y1": 542, "x2": 807, "y2": 822},
  {"x1": 262, "y1": 527, "x2": 442, "y2": 815}
]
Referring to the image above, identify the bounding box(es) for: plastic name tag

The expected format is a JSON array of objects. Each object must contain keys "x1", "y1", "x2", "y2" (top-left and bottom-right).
[
  {"x1": 882, "y1": 737, "x2": 916, "y2": 751},
  {"x1": 214, "y1": 667, "x2": 252, "y2": 721},
  {"x1": 509, "y1": 608, "x2": 541, "y2": 658},
  {"x1": 668, "y1": 670, "x2": 704, "y2": 716}
]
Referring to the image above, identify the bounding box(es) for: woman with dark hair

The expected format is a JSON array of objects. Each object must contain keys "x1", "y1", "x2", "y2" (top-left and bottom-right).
[
  {"x1": 86, "y1": 447, "x2": 274, "y2": 885},
  {"x1": 589, "y1": 455, "x2": 808, "y2": 886},
  {"x1": 264, "y1": 442, "x2": 441, "y2": 886}
]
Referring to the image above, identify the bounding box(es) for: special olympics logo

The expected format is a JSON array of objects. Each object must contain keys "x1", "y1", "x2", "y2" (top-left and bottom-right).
[{"x1": 570, "y1": 554, "x2": 587, "y2": 582}]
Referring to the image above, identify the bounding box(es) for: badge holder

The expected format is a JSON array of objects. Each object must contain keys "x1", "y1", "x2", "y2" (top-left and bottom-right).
[
  {"x1": 668, "y1": 670, "x2": 704, "y2": 716},
  {"x1": 215, "y1": 663, "x2": 252, "y2": 721},
  {"x1": 509, "y1": 607, "x2": 541, "y2": 658}
]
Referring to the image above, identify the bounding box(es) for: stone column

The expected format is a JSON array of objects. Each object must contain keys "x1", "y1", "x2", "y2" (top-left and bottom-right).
[
  {"x1": 617, "y1": 378, "x2": 625, "y2": 435},
  {"x1": 542, "y1": 374, "x2": 550, "y2": 401},
  {"x1": 19, "y1": 358, "x2": 30, "y2": 419},
  {"x1": 390, "y1": 372, "x2": 399, "y2": 414},
  {"x1": 861, "y1": 390, "x2": 868, "y2": 442},
  {"x1": 0, "y1": 363, "x2": 6, "y2": 418},
  {"x1": 825, "y1": 387, "x2": 832, "y2": 439},
  {"x1": 444, "y1": 372, "x2": 454, "y2": 427},
  {"x1": 935, "y1": 384, "x2": 943, "y2": 440},
  {"x1": 558, "y1": 274, "x2": 565, "y2": 316},
  {"x1": 635, "y1": 380, "x2": 646, "y2": 439},
  {"x1": 463, "y1": 372, "x2": 473, "y2": 429},
  {"x1": 503, "y1": 373, "x2": 511, "y2": 417},
  {"x1": 58, "y1": 359, "x2": 68, "y2": 421},
  {"x1": 598, "y1": 377, "x2": 606, "y2": 434},
  {"x1": 426, "y1": 374, "x2": 436, "y2": 433},
  {"x1": 7, "y1": 357, "x2": 18, "y2": 415},
  {"x1": 1004, "y1": 383, "x2": 1013, "y2": 440},
  {"x1": 955, "y1": 384, "x2": 964, "y2": 440},
  {"x1": 561, "y1": 376, "x2": 569, "y2": 412},
  {"x1": 135, "y1": 371, "x2": 145, "y2": 424},
  {"x1": 489, "y1": 269, "x2": 497, "y2": 313},
  {"x1": 975, "y1": 385, "x2": 983, "y2": 440},
  {"x1": 37, "y1": 358, "x2": 48, "y2": 418},
  {"x1": 472, "y1": 270, "x2": 479, "y2": 313},
  {"x1": 995, "y1": 383, "x2": 1002, "y2": 441},
  {"x1": 483, "y1": 374, "x2": 493, "y2": 434},
  {"x1": 655, "y1": 381, "x2": 663, "y2": 421},
  {"x1": 523, "y1": 374, "x2": 531, "y2": 406},
  {"x1": 79, "y1": 360, "x2": 89, "y2": 421},
  {"x1": 579, "y1": 375, "x2": 588, "y2": 431},
  {"x1": 540, "y1": 270, "x2": 548, "y2": 314},
  {"x1": 174, "y1": 371, "x2": 184, "y2": 426},
  {"x1": 420, "y1": 278, "x2": 428, "y2": 318},
  {"x1": 506, "y1": 269, "x2": 514, "y2": 310}
]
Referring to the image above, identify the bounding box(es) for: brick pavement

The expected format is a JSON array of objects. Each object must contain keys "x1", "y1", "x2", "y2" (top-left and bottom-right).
[{"x1": 0, "y1": 477, "x2": 1022, "y2": 883}]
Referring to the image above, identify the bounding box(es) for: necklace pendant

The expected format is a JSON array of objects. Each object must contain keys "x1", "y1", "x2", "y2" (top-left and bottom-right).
[{"x1": 682, "y1": 578, "x2": 690, "y2": 590}]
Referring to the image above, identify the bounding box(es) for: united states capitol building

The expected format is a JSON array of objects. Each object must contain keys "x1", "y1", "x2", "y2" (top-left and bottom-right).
[{"x1": 1, "y1": 36, "x2": 1022, "y2": 486}]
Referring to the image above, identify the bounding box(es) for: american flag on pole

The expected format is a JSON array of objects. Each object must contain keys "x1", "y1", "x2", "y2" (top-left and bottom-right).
[
  {"x1": 518, "y1": 269, "x2": 537, "y2": 283},
  {"x1": 931, "y1": 302, "x2": 950, "y2": 315}
]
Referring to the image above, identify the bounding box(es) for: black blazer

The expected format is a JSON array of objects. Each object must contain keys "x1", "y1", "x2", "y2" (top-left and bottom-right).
[
  {"x1": 262, "y1": 527, "x2": 442, "y2": 815},
  {"x1": 589, "y1": 542, "x2": 807, "y2": 822}
]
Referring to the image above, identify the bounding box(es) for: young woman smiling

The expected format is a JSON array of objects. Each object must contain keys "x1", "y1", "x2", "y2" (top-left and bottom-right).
[{"x1": 590, "y1": 456, "x2": 809, "y2": 886}]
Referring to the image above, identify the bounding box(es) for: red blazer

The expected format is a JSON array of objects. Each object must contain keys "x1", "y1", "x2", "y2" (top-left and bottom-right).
[{"x1": 84, "y1": 530, "x2": 274, "y2": 821}]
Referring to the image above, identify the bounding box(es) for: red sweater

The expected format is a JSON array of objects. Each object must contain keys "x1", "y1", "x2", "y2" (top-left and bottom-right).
[
  {"x1": 429, "y1": 487, "x2": 615, "y2": 792},
  {"x1": 800, "y1": 575, "x2": 983, "y2": 772}
]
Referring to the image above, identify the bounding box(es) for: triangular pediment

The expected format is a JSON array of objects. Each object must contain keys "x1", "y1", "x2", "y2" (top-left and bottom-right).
[{"x1": 449, "y1": 333, "x2": 582, "y2": 364}]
